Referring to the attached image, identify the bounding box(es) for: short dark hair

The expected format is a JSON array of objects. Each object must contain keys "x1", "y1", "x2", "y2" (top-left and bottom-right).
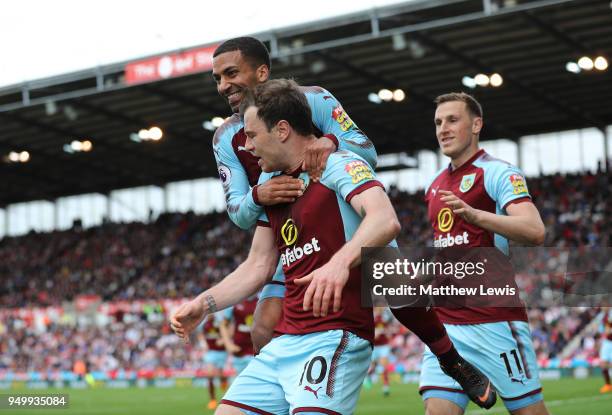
[
  {"x1": 434, "y1": 92, "x2": 483, "y2": 118},
  {"x1": 240, "y1": 79, "x2": 313, "y2": 137},
  {"x1": 213, "y1": 37, "x2": 271, "y2": 71}
]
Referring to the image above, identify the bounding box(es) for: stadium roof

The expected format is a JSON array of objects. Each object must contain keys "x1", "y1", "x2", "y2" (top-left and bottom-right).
[{"x1": 1, "y1": 0, "x2": 611, "y2": 206}]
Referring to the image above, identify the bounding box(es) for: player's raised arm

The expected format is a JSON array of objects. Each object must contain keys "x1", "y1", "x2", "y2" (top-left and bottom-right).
[
  {"x1": 304, "y1": 87, "x2": 377, "y2": 180},
  {"x1": 170, "y1": 225, "x2": 278, "y2": 342}
]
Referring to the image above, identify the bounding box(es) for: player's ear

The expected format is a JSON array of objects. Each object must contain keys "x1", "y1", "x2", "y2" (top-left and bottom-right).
[
  {"x1": 256, "y1": 64, "x2": 270, "y2": 83},
  {"x1": 472, "y1": 116, "x2": 483, "y2": 135},
  {"x1": 275, "y1": 120, "x2": 290, "y2": 142}
]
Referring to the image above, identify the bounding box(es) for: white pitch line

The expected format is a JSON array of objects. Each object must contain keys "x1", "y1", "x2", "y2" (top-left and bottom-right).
[{"x1": 466, "y1": 393, "x2": 612, "y2": 415}]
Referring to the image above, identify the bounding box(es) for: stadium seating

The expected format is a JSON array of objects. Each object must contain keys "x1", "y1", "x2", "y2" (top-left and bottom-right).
[{"x1": 0, "y1": 170, "x2": 610, "y2": 379}]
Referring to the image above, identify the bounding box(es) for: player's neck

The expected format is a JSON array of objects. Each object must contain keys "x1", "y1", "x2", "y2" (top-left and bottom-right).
[
  {"x1": 283, "y1": 135, "x2": 316, "y2": 174},
  {"x1": 450, "y1": 145, "x2": 480, "y2": 170}
]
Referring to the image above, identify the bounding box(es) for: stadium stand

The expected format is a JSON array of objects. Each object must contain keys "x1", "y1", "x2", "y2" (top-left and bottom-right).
[{"x1": 1, "y1": 169, "x2": 609, "y2": 381}]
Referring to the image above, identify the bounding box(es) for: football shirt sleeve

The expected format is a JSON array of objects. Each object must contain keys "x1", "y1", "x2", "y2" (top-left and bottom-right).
[
  {"x1": 306, "y1": 87, "x2": 378, "y2": 168},
  {"x1": 486, "y1": 163, "x2": 532, "y2": 210},
  {"x1": 212, "y1": 125, "x2": 263, "y2": 230},
  {"x1": 321, "y1": 152, "x2": 384, "y2": 202}
]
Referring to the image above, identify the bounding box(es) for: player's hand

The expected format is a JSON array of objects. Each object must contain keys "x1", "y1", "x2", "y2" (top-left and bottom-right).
[
  {"x1": 302, "y1": 136, "x2": 336, "y2": 182},
  {"x1": 257, "y1": 175, "x2": 305, "y2": 206},
  {"x1": 294, "y1": 259, "x2": 350, "y2": 317},
  {"x1": 439, "y1": 190, "x2": 480, "y2": 224},
  {"x1": 170, "y1": 298, "x2": 207, "y2": 344},
  {"x1": 226, "y1": 342, "x2": 241, "y2": 354}
]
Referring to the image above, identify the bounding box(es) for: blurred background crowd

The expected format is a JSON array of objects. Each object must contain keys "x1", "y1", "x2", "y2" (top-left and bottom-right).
[{"x1": 0, "y1": 169, "x2": 610, "y2": 380}]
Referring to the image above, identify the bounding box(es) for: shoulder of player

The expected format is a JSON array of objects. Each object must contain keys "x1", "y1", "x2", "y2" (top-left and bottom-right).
[
  {"x1": 319, "y1": 151, "x2": 372, "y2": 185},
  {"x1": 325, "y1": 150, "x2": 368, "y2": 170},
  {"x1": 473, "y1": 151, "x2": 518, "y2": 172},
  {"x1": 300, "y1": 85, "x2": 338, "y2": 108},
  {"x1": 212, "y1": 114, "x2": 243, "y2": 147},
  {"x1": 299, "y1": 85, "x2": 330, "y2": 97},
  {"x1": 472, "y1": 152, "x2": 531, "y2": 203}
]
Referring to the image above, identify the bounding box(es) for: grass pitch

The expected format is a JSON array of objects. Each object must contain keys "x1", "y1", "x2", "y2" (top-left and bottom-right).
[{"x1": 5, "y1": 377, "x2": 611, "y2": 415}]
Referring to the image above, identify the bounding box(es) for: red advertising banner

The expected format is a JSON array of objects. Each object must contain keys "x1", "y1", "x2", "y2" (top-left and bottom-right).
[{"x1": 124, "y1": 45, "x2": 218, "y2": 85}]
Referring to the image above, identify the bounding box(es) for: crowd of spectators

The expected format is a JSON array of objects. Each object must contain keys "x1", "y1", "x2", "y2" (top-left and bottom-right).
[{"x1": 0, "y1": 169, "x2": 610, "y2": 378}]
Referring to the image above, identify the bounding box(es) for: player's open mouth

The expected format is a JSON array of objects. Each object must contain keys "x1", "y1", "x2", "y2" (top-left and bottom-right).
[
  {"x1": 227, "y1": 91, "x2": 242, "y2": 105},
  {"x1": 440, "y1": 137, "x2": 453, "y2": 144}
]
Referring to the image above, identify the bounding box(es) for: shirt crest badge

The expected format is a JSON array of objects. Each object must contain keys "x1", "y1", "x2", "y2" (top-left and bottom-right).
[{"x1": 459, "y1": 173, "x2": 476, "y2": 193}]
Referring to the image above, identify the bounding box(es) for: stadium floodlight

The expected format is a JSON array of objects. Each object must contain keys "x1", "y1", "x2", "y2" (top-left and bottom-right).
[
  {"x1": 64, "y1": 139, "x2": 93, "y2": 153},
  {"x1": 378, "y1": 89, "x2": 393, "y2": 102},
  {"x1": 490, "y1": 73, "x2": 503, "y2": 87},
  {"x1": 138, "y1": 129, "x2": 150, "y2": 140},
  {"x1": 566, "y1": 62, "x2": 581, "y2": 74},
  {"x1": 578, "y1": 56, "x2": 594, "y2": 70},
  {"x1": 211, "y1": 117, "x2": 225, "y2": 128},
  {"x1": 368, "y1": 92, "x2": 382, "y2": 104},
  {"x1": 71, "y1": 140, "x2": 83, "y2": 152},
  {"x1": 149, "y1": 127, "x2": 163, "y2": 141},
  {"x1": 8, "y1": 152, "x2": 19, "y2": 162},
  {"x1": 19, "y1": 151, "x2": 30, "y2": 162},
  {"x1": 203, "y1": 121, "x2": 215, "y2": 131},
  {"x1": 5, "y1": 151, "x2": 29, "y2": 163},
  {"x1": 393, "y1": 89, "x2": 406, "y2": 102},
  {"x1": 594, "y1": 56, "x2": 608, "y2": 71},
  {"x1": 474, "y1": 73, "x2": 490, "y2": 87},
  {"x1": 462, "y1": 76, "x2": 477, "y2": 89},
  {"x1": 131, "y1": 127, "x2": 163, "y2": 142}
]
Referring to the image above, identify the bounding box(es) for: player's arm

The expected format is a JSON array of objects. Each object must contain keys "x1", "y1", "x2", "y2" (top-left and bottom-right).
[
  {"x1": 214, "y1": 131, "x2": 303, "y2": 229},
  {"x1": 476, "y1": 201, "x2": 545, "y2": 245},
  {"x1": 305, "y1": 88, "x2": 377, "y2": 180},
  {"x1": 296, "y1": 184, "x2": 400, "y2": 317},
  {"x1": 170, "y1": 226, "x2": 278, "y2": 342},
  {"x1": 332, "y1": 186, "x2": 401, "y2": 268},
  {"x1": 439, "y1": 168, "x2": 545, "y2": 245},
  {"x1": 219, "y1": 314, "x2": 240, "y2": 354},
  {"x1": 251, "y1": 296, "x2": 282, "y2": 354},
  {"x1": 213, "y1": 130, "x2": 263, "y2": 230},
  {"x1": 196, "y1": 331, "x2": 209, "y2": 351}
]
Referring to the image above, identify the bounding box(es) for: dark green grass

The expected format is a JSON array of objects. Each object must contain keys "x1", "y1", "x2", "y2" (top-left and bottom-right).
[{"x1": 4, "y1": 377, "x2": 611, "y2": 415}]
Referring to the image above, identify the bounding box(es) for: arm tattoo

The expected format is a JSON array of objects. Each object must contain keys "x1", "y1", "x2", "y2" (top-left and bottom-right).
[
  {"x1": 359, "y1": 206, "x2": 367, "y2": 218},
  {"x1": 205, "y1": 295, "x2": 218, "y2": 313}
]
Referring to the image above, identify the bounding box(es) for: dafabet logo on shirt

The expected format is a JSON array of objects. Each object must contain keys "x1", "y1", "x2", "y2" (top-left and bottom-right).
[
  {"x1": 437, "y1": 208, "x2": 454, "y2": 232},
  {"x1": 281, "y1": 218, "x2": 298, "y2": 246}
]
